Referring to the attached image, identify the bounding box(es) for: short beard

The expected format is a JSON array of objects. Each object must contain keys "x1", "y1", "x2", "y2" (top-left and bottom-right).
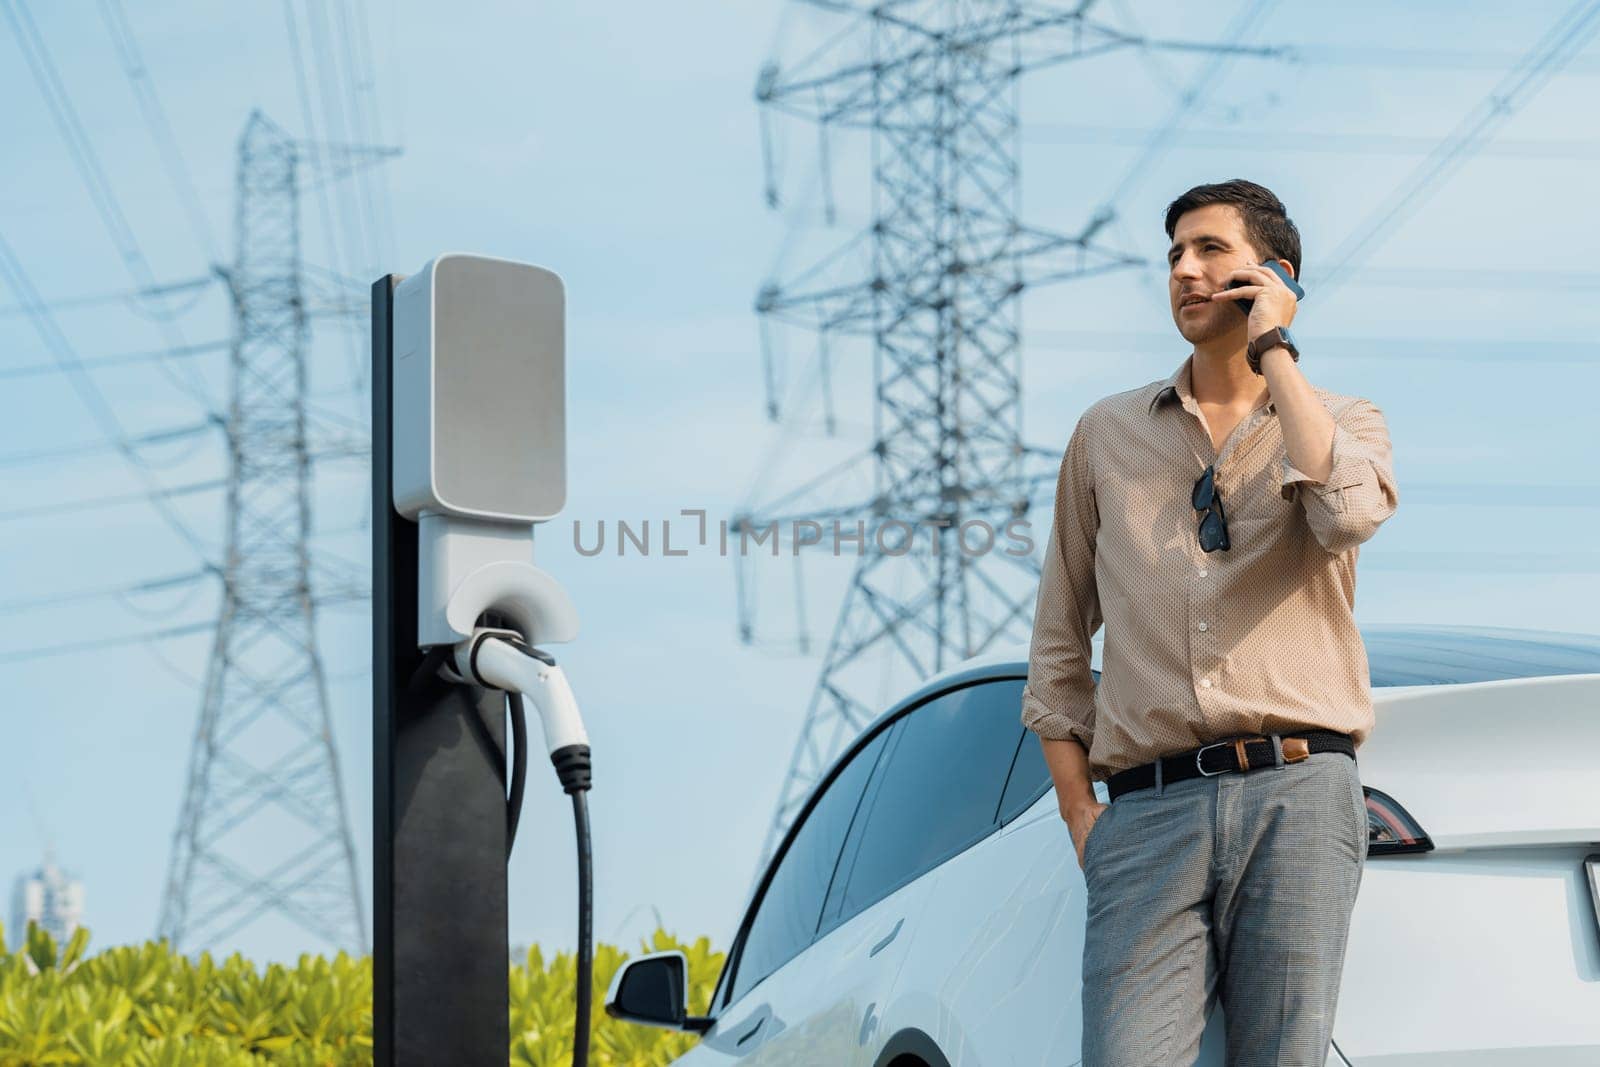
[{"x1": 1177, "y1": 304, "x2": 1246, "y2": 347}]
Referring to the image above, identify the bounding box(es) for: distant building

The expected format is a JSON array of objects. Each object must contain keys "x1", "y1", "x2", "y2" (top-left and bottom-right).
[{"x1": 10, "y1": 851, "x2": 84, "y2": 949}]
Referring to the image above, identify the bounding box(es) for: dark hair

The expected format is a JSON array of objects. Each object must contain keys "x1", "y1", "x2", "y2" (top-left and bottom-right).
[{"x1": 1164, "y1": 179, "x2": 1301, "y2": 279}]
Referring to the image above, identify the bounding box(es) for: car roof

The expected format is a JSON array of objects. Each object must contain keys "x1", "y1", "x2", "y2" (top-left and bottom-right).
[{"x1": 884, "y1": 623, "x2": 1600, "y2": 724}]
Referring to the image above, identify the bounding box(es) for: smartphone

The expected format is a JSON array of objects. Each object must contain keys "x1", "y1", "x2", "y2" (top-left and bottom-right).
[{"x1": 1226, "y1": 260, "x2": 1305, "y2": 317}]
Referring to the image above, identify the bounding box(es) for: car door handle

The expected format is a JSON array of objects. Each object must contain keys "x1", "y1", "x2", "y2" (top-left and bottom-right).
[
  {"x1": 736, "y1": 1015, "x2": 765, "y2": 1046},
  {"x1": 869, "y1": 917, "x2": 904, "y2": 958}
]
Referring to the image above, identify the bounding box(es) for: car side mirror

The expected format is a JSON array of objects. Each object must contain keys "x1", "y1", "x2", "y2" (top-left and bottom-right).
[{"x1": 604, "y1": 950, "x2": 714, "y2": 1033}]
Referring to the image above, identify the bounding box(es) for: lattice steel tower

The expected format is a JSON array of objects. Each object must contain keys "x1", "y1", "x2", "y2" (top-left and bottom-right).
[
  {"x1": 743, "y1": 2, "x2": 1268, "y2": 873},
  {"x1": 159, "y1": 112, "x2": 366, "y2": 952}
]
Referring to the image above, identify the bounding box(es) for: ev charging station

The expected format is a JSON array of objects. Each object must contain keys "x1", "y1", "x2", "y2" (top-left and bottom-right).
[{"x1": 371, "y1": 254, "x2": 591, "y2": 1066}]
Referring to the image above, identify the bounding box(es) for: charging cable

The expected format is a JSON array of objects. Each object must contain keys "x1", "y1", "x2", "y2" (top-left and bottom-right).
[{"x1": 442, "y1": 626, "x2": 594, "y2": 1067}]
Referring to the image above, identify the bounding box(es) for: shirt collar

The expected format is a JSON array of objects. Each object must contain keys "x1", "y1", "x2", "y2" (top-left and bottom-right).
[
  {"x1": 1147, "y1": 354, "x2": 1192, "y2": 415},
  {"x1": 1147, "y1": 352, "x2": 1276, "y2": 416}
]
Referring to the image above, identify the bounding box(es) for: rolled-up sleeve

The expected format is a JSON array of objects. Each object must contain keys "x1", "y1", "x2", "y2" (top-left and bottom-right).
[
  {"x1": 1280, "y1": 397, "x2": 1399, "y2": 555},
  {"x1": 1020, "y1": 412, "x2": 1102, "y2": 750}
]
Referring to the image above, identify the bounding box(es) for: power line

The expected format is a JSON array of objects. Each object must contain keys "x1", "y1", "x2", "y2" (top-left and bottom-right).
[
  {"x1": 0, "y1": 419, "x2": 216, "y2": 469},
  {"x1": 1125, "y1": 263, "x2": 1600, "y2": 291},
  {"x1": 299, "y1": 0, "x2": 365, "y2": 264},
  {"x1": 1285, "y1": 43, "x2": 1600, "y2": 74},
  {"x1": 1316, "y1": 0, "x2": 1600, "y2": 295},
  {"x1": 1351, "y1": 267, "x2": 1600, "y2": 290},
  {"x1": 342, "y1": 0, "x2": 396, "y2": 263},
  {"x1": 114, "y1": 570, "x2": 214, "y2": 619},
  {"x1": 0, "y1": 621, "x2": 373, "y2": 675},
  {"x1": 0, "y1": 276, "x2": 212, "y2": 319},
  {"x1": 1, "y1": 0, "x2": 215, "y2": 407},
  {"x1": 1106, "y1": 0, "x2": 1199, "y2": 106},
  {"x1": 1097, "y1": 0, "x2": 1282, "y2": 213},
  {"x1": 0, "y1": 232, "x2": 218, "y2": 561},
  {"x1": 0, "y1": 340, "x2": 226, "y2": 382},
  {"x1": 1028, "y1": 329, "x2": 1600, "y2": 364},
  {"x1": 0, "y1": 621, "x2": 214, "y2": 666},
  {"x1": 304, "y1": 397, "x2": 368, "y2": 435},
  {"x1": 143, "y1": 639, "x2": 205, "y2": 689},
  {"x1": 0, "y1": 478, "x2": 224, "y2": 524},
  {"x1": 282, "y1": 0, "x2": 369, "y2": 389},
  {"x1": 307, "y1": 0, "x2": 376, "y2": 271},
  {"x1": 1026, "y1": 124, "x2": 1600, "y2": 161},
  {"x1": 95, "y1": 0, "x2": 220, "y2": 263},
  {"x1": 3, "y1": 0, "x2": 147, "y2": 278},
  {"x1": 0, "y1": 568, "x2": 212, "y2": 615}
]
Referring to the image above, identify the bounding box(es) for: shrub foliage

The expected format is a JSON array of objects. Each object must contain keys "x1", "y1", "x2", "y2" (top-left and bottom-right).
[{"x1": 0, "y1": 920, "x2": 722, "y2": 1066}]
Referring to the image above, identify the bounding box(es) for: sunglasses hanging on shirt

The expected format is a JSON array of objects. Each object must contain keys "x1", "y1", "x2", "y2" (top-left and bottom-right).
[{"x1": 1192, "y1": 464, "x2": 1231, "y2": 552}]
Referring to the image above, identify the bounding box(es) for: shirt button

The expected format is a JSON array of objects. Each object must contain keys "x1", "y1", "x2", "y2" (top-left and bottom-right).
[
  {"x1": 1197, "y1": 622, "x2": 1209, "y2": 631},
  {"x1": 1198, "y1": 569, "x2": 1208, "y2": 578},
  {"x1": 1200, "y1": 678, "x2": 1213, "y2": 689}
]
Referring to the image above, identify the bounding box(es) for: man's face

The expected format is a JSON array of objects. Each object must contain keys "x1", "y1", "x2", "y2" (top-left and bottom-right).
[{"x1": 1167, "y1": 203, "x2": 1262, "y2": 345}]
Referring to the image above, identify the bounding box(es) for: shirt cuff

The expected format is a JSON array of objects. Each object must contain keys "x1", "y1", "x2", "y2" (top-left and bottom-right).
[
  {"x1": 1020, "y1": 684, "x2": 1094, "y2": 750},
  {"x1": 1280, "y1": 422, "x2": 1364, "y2": 503}
]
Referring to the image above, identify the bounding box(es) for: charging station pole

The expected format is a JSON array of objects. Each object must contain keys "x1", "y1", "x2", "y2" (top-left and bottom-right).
[{"x1": 372, "y1": 275, "x2": 510, "y2": 1066}]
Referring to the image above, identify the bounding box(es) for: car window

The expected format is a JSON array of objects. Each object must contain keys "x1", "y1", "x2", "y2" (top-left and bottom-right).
[
  {"x1": 996, "y1": 669, "x2": 1098, "y2": 822},
  {"x1": 823, "y1": 679, "x2": 1027, "y2": 928},
  {"x1": 727, "y1": 726, "x2": 890, "y2": 1005},
  {"x1": 998, "y1": 721, "x2": 1047, "y2": 823}
]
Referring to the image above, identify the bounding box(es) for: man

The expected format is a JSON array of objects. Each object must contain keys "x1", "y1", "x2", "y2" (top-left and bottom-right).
[{"x1": 1020, "y1": 178, "x2": 1399, "y2": 1066}]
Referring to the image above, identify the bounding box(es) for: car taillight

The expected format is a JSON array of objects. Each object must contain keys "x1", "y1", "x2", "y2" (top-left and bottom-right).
[
  {"x1": 1363, "y1": 786, "x2": 1433, "y2": 856},
  {"x1": 1585, "y1": 856, "x2": 1600, "y2": 940}
]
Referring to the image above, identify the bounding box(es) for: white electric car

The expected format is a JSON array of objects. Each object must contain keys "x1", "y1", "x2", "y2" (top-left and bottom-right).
[{"x1": 607, "y1": 624, "x2": 1600, "y2": 1065}]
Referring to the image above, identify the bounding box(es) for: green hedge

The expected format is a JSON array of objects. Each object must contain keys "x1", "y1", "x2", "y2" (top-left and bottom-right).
[{"x1": 0, "y1": 921, "x2": 722, "y2": 1066}]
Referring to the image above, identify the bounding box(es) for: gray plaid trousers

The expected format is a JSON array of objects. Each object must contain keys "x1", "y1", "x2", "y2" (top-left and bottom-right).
[{"x1": 1080, "y1": 747, "x2": 1367, "y2": 1066}]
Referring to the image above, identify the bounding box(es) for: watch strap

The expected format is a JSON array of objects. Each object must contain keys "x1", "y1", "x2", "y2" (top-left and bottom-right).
[{"x1": 1247, "y1": 326, "x2": 1298, "y2": 375}]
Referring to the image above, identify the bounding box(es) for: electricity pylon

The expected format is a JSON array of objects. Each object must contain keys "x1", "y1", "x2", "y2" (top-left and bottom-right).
[
  {"x1": 741, "y1": 2, "x2": 1278, "y2": 875},
  {"x1": 159, "y1": 112, "x2": 377, "y2": 953}
]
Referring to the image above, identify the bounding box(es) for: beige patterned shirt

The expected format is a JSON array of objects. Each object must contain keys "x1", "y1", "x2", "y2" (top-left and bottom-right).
[{"x1": 1020, "y1": 353, "x2": 1400, "y2": 780}]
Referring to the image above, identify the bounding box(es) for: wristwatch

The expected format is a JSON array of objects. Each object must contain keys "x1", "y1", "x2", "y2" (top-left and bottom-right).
[{"x1": 1246, "y1": 326, "x2": 1299, "y2": 375}]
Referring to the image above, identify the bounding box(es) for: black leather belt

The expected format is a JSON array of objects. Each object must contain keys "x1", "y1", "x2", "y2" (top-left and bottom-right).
[{"x1": 1107, "y1": 729, "x2": 1356, "y2": 802}]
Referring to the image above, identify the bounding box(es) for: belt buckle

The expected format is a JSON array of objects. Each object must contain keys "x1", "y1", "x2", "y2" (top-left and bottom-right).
[{"x1": 1195, "y1": 741, "x2": 1231, "y2": 777}]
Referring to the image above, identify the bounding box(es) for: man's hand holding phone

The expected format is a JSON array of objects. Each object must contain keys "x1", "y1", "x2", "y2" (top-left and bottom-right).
[{"x1": 1211, "y1": 259, "x2": 1303, "y2": 340}]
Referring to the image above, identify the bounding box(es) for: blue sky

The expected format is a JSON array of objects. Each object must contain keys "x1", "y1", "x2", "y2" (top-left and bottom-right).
[{"x1": 2, "y1": 1, "x2": 1598, "y2": 965}]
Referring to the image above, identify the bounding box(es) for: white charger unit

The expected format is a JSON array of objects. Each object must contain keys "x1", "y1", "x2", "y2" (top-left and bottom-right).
[
  {"x1": 393, "y1": 252, "x2": 566, "y2": 522},
  {"x1": 391, "y1": 252, "x2": 578, "y2": 648}
]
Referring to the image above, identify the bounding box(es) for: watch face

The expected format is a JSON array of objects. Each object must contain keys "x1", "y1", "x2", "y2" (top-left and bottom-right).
[{"x1": 1280, "y1": 327, "x2": 1297, "y2": 351}]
